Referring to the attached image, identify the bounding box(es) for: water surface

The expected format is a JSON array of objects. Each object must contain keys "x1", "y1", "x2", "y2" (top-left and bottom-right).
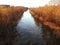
[{"x1": 13, "y1": 10, "x2": 60, "y2": 45}]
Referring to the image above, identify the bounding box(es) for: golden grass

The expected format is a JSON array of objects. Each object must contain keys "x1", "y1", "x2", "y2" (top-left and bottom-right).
[
  {"x1": 0, "y1": 5, "x2": 28, "y2": 45},
  {"x1": 29, "y1": 5, "x2": 60, "y2": 37}
]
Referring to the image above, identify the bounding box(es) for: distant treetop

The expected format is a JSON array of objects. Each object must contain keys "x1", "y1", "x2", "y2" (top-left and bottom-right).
[{"x1": 48, "y1": 0, "x2": 60, "y2": 5}]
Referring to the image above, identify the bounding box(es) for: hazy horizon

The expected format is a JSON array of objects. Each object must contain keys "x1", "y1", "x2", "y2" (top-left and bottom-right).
[{"x1": 0, "y1": 0, "x2": 50, "y2": 7}]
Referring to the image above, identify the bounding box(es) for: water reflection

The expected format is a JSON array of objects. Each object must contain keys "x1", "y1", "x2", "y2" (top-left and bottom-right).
[
  {"x1": 13, "y1": 10, "x2": 45, "y2": 45},
  {"x1": 16, "y1": 10, "x2": 42, "y2": 34},
  {"x1": 12, "y1": 10, "x2": 60, "y2": 45}
]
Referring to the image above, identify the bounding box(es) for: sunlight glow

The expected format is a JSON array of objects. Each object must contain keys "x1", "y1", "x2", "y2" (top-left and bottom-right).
[{"x1": 0, "y1": 0, "x2": 50, "y2": 7}]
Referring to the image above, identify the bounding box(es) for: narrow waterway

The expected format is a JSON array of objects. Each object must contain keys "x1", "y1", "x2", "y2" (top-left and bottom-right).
[
  {"x1": 12, "y1": 10, "x2": 45, "y2": 45},
  {"x1": 12, "y1": 10, "x2": 59, "y2": 45}
]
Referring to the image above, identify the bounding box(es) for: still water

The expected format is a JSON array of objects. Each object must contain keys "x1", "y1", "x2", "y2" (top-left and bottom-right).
[{"x1": 12, "y1": 10, "x2": 59, "y2": 45}]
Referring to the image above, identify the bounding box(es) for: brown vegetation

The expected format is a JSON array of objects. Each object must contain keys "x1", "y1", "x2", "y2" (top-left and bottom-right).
[
  {"x1": 0, "y1": 5, "x2": 28, "y2": 45},
  {"x1": 29, "y1": 5, "x2": 60, "y2": 38},
  {"x1": 0, "y1": 5, "x2": 28, "y2": 27}
]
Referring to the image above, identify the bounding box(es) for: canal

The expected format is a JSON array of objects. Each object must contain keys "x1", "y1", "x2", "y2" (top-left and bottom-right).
[{"x1": 12, "y1": 10, "x2": 59, "y2": 45}]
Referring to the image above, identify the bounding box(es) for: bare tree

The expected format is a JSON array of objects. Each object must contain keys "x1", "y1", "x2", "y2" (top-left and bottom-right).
[
  {"x1": 58, "y1": 0, "x2": 60, "y2": 5},
  {"x1": 48, "y1": 0, "x2": 60, "y2": 5}
]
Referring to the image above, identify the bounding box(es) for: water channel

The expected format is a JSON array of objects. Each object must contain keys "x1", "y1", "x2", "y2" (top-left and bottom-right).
[{"x1": 8, "y1": 10, "x2": 60, "y2": 45}]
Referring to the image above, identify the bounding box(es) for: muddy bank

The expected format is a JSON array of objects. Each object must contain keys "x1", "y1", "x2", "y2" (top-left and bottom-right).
[
  {"x1": 0, "y1": 5, "x2": 28, "y2": 45},
  {"x1": 29, "y1": 5, "x2": 60, "y2": 38}
]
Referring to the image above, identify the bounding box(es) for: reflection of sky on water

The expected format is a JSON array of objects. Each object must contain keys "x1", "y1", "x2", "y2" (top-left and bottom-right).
[
  {"x1": 13, "y1": 10, "x2": 46, "y2": 45},
  {"x1": 18, "y1": 10, "x2": 35, "y2": 27},
  {"x1": 16, "y1": 10, "x2": 42, "y2": 36}
]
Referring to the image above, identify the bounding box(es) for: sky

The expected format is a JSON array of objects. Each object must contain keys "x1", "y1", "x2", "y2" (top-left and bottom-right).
[{"x1": 0, "y1": 0, "x2": 50, "y2": 7}]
